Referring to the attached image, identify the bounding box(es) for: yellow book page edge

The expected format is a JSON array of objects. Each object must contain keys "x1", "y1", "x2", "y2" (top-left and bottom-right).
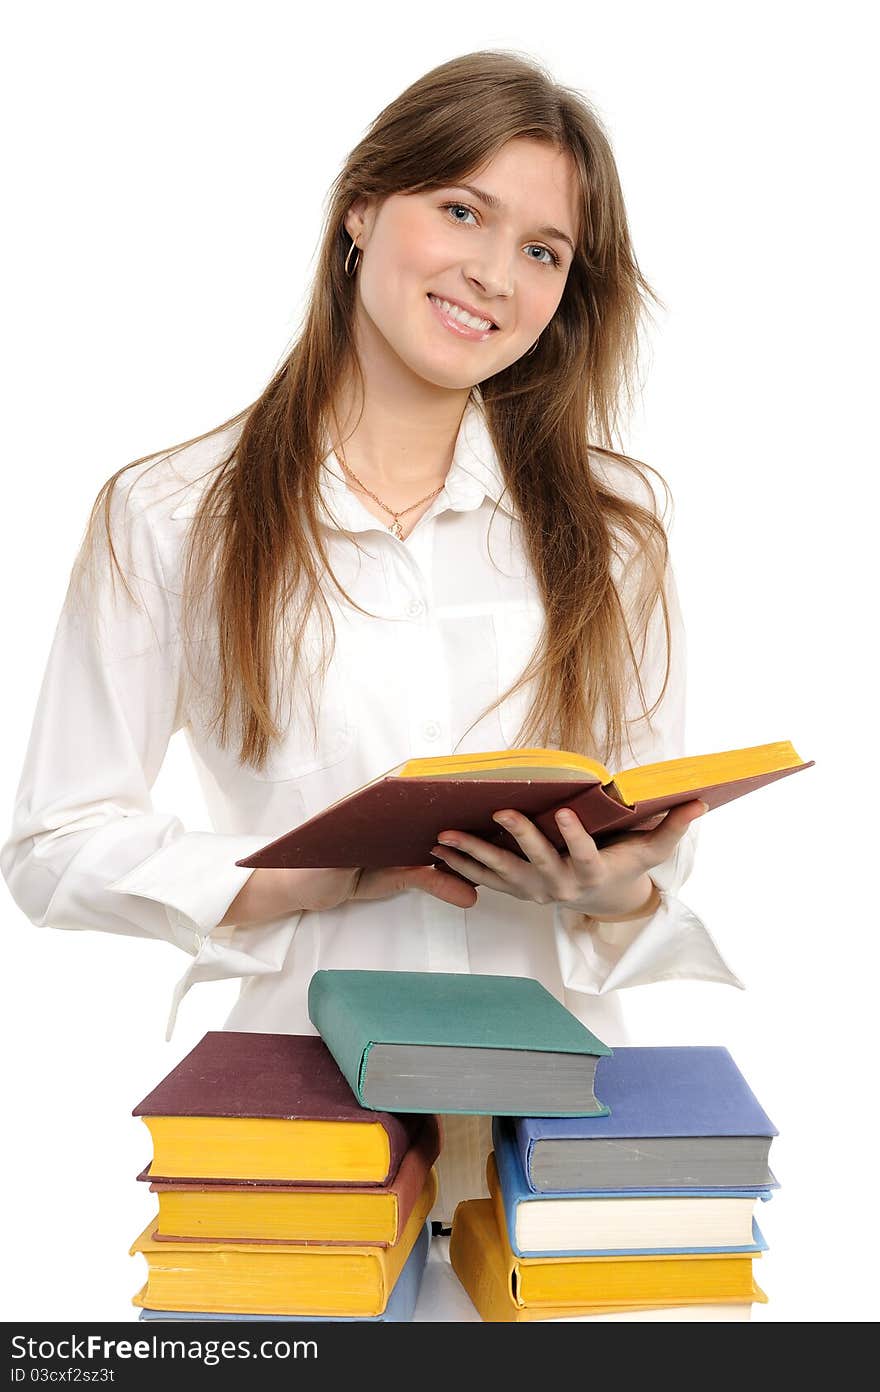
[
  {"x1": 130, "y1": 1170, "x2": 437, "y2": 1317},
  {"x1": 613, "y1": 739, "x2": 805, "y2": 805},
  {"x1": 398, "y1": 748, "x2": 611, "y2": 780},
  {"x1": 156, "y1": 1187, "x2": 396, "y2": 1244},
  {"x1": 144, "y1": 1115, "x2": 391, "y2": 1184}
]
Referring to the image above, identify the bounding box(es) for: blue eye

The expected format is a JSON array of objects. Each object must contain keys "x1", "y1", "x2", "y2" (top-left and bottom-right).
[
  {"x1": 439, "y1": 203, "x2": 562, "y2": 268},
  {"x1": 443, "y1": 203, "x2": 478, "y2": 225},
  {"x1": 525, "y1": 245, "x2": 559, "y2": 267}
]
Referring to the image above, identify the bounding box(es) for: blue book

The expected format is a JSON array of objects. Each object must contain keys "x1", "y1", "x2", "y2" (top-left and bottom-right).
[
  {"x1": 138, "y1": 1222, "x2": 430, "y2": 1322},
  {"x1": 513, "y1": 1046, "x2": 779, "y2": 1193},
  {"x1": 491, "y1": 1120, "x2": 771, "y2": 1258}
]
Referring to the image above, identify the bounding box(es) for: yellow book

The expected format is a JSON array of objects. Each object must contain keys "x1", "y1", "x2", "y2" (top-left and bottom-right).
[
  {"x1": 141, "y1": 1117, "x2": 403, "y2": 1184},
  {"x1": 450, "y1": 1198, "x2": 767, "y2": 1322},
  {"x1": 153, "y1": 1183, "x2": 403, "y2": 1243},
  {"x1": 450, "y1": 1199, "x2": 761, "y2": 1322},
  {"x1": 151, "y1": 1183, "x2": 398, "y2": 1243},
  {"x1": 130, "y1": 1169, "x2": 437, "y2": 1317}
]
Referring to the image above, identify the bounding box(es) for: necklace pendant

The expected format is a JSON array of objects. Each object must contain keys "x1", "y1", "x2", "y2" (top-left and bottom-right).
[{"x1": 390, "y1": 519, "x2": 404, "y2": 540}]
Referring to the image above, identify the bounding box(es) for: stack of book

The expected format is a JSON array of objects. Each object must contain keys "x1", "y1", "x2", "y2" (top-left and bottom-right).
[
  {"x1": 450, "y1": 1046, "x2": 779, "y2": 1321},
  {"x1": 128, "y1": 1031, "x2": 440, "y2": 1321}
]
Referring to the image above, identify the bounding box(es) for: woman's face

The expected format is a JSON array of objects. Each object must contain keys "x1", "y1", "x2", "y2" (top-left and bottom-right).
[{"x1": 344, "y1": 137, "x2": 581, "y2": 389}]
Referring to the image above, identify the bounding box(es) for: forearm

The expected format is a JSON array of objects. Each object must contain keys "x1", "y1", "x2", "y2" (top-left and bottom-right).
[{"x1": 218, "y1": 868, "x2": 303, "y2": 928}]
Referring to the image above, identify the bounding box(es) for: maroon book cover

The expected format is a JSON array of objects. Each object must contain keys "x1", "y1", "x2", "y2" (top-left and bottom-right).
[
  {"x1": 234, "y1": 760, "x2": 814, "y2": 870},
  {"x1": 132, "y1": 1032, "x2": 423, "y2": 1184}
]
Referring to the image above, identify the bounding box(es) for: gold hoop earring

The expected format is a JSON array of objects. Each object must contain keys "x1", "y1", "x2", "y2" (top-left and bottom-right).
[
  {"x1": 344, "y1": 237, "x2": 360, "y2": 277},
  {"x1": 525, "y1": 335, "x2": 540, "y2": 357}
]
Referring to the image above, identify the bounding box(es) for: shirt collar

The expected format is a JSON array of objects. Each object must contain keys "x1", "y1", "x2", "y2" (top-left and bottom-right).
[
  {"x1": 318, "y1": 389, "x2": 516, "y2": 533},
  {"x1": 168, "y1": 392, "x2": 515, "y2": 527}
]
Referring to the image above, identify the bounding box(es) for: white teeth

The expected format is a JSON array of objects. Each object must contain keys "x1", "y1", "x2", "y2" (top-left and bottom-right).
[{"x1": 429, "y1": 294, "x2": 494, "y2": 331}]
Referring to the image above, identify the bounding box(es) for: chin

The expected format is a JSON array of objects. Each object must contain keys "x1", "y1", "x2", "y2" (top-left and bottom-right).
[
  {"x1": 415, "y1": 364, "x2": 486, "y2": 390},
  {"x1": 392, "y1": 343, "x2": 488, "y2": 391}
]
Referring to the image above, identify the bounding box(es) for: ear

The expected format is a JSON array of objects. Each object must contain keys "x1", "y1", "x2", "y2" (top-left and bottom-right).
[{"x1": 343, "y1": 195, "x2": 373, "y2": 247}]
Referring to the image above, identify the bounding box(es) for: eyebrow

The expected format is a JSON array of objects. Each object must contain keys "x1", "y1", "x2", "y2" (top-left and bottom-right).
[{"x1": 448, "y1": 183, "x2": 576, "y2": 256}]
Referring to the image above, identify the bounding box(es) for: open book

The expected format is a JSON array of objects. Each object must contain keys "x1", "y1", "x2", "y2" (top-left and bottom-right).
[{"x1": 236, "y1": 739, "x2": 813, "y2": 870}]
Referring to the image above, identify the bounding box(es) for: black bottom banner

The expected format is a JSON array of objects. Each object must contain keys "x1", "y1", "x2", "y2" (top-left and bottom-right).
[{"x1": 4, "y1": 1322, "x2": 618, "y2": 1384}]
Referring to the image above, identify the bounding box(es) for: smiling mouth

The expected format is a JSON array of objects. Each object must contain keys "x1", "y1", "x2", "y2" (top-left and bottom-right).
[{"x1": 426, "y1": 294, "x2": 500, "y2": 337}]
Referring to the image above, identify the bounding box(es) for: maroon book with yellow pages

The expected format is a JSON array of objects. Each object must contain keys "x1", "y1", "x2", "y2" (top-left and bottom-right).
[
  {"x1": 132, "y1": 1031, "x2": 426, "y2": 1185},
  {"x1": 139, "y1": 1115, "x2": 440, "y2": 1246},
  {"x1": 235, "y1": 740, "x2": 813, "y2": 870}
]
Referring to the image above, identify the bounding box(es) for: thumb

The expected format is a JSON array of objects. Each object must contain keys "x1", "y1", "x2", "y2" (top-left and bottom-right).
[
  {"x1": 357, "y1": 864, "x2": 478, "y2": 909},
  {"x1": 641, "y1": 799, "x2": 709, "y2": 863},
  {"x1": 412, "y1": 864, "x2": 479, "y2": 909}
]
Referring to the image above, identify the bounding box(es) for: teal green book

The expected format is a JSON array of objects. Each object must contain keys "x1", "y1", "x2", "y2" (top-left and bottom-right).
[{"x1": 307, "y1": 969, "x2": 612, "y2": 1117}]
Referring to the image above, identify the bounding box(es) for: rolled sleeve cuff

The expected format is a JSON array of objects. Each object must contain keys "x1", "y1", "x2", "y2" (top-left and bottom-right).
[
  {"x1": 554, "y1": 886, "x2": 745, "y2": 996},
  {"x1": 164, "y1": 913, "x2": 303, "y2": 1043},
  {"x1": 105, "y1": 831, "x2": 269, "y2": 949},
  {"x1": 104, "y1": 830, "x2": 304, "y2": 1043}
]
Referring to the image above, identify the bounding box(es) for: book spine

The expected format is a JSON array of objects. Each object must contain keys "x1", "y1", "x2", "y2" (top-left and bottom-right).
[
  {"x1": 536, "y1": 782, "x2": 636, "y2": 841},
  {"x1": 449, "y1": 1203, "x2": 519, "y2": 1321},
  {"x1": 307, "y1": 973, "x2": 372, "y2": 1106}
]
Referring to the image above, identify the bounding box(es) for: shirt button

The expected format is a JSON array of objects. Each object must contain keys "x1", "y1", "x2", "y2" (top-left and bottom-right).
[
  {"x1": 423, "y1": 721, "x2": 441, "y2": 740},
  {"x1": 405, "y1": 598, "x2": 424, "y2": 618}
]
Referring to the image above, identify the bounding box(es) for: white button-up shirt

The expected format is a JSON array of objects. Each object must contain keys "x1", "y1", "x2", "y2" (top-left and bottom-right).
[{"x1": 0, "y1": 394, "x2": 741, "y2": 1047}]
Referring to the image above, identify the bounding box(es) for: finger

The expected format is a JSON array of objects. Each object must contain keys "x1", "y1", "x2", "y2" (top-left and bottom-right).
[
  {"x1": 359, "y1": 864, "x2": 479, "y2": 909},
  {"x1": 435, "y1": 826, "x2": 529, "y2": 881},
  {"x1": 488, "y1": 810, "x2": 565, "y2": 879},
  {"x1": 551, "y1": 808, "x2": 602, "y2": 875},
  {"x1": 415, "y1": 864, "x2": 480, "y2": 908},
  {"x1": 637, "y1": 799, "x2": 709, "y2": 865},
  {"x1": 430, "y1": 845, "x2": 511, "y2": 893}
]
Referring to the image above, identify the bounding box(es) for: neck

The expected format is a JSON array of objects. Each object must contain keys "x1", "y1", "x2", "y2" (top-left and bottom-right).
[{"x1": 329, "y1": 332, "x2": 472, "y2": 491}]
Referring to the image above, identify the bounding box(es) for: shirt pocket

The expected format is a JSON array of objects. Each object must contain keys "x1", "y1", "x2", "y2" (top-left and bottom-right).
[
  {"x1": 491, "y1": 602, "x2": 548, "y2": 749},
  {"x1": 248, "y1": 615, "x2": 356, "y2": 783}
]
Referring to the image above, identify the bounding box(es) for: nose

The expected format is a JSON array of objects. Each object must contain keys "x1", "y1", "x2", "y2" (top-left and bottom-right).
[{"x1": 463, "y1": 243, "x2": 515, "y2": 302}]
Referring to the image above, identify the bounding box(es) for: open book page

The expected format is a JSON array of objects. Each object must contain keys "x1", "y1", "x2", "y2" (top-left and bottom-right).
[
  {"x1": 397, "y1": 748, "x2": 610, "y2": 781},
  {"x1": 612, "y1": 740, "x2": 807, "y2": 805}
]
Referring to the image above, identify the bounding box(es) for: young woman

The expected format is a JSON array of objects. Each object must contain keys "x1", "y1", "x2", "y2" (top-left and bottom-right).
[{"x1": 0, "y1": 51, "x2": 740, "y2": 1224}]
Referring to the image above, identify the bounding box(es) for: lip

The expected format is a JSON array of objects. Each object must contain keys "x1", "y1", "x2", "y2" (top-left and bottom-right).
[{"x1": 427, "y1": 293, "x2": 499, "y2": 340}]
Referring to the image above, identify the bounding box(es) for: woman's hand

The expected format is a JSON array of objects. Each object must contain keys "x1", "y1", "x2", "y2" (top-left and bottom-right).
[
  {"x1": 429, "y1": 799, "x2": 709, "y2": 920},
  {"x1": 219, "y1": 860, "x2": 477, "y2": 928},
  {"x1": 351, "y1": 865, "x2": 478, "y2": 909}
]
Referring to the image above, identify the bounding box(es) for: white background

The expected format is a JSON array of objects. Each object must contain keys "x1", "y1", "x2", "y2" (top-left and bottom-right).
[{"x1": 1, "y1": 1, "x2": 876, "y2": 1323}]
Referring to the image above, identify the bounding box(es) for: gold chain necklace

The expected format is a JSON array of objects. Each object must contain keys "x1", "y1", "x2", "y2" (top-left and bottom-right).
[{"x1": 334, "y1": 441, "x2": 446, "y2": 540}]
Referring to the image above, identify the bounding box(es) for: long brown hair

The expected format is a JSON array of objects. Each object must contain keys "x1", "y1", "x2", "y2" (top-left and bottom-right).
[{"x1": 71, "y1": 49, "x2": 673, "y2": 774}]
